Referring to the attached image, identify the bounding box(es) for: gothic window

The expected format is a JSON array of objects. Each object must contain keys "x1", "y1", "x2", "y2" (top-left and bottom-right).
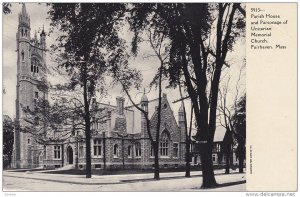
[
  {"x1": 21, "y1": 29, "x2": 24, "y2": 36},
  {"x1": 113, "y1": 144, "x2": 119, "y2": 157},
  {"x1": 93, "y1": 139, "x2": 101, "y2": 156},
  {"x1": 31, "y1": 58, "x2": 39, "y2": 74},
  {"x1": 160, "y1": 131, "x2": 170, "y2": 157},
  {"x1": 128, "y1": 146, "x2": 132, "y2": 157},
  {"x1": 54, "y1": 145, "x2": 61, "y2": 159},
  {"x1": 28, "y1": 138, "x2": 30, "y2": 144},
  {"x1": 135, "y1": 142, "x2": 141, "y2": 157},
  {"x1": 173, "y1": 143, "x2": 179, "y2": 158},
  {"x1": 25, "y1": 29, "x2": 27, "y2": 37}
]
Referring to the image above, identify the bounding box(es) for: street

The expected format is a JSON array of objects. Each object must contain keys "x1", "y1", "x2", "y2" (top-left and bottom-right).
[{"x1": 3, "y1": 169, "x2": 246, "y2": 192}]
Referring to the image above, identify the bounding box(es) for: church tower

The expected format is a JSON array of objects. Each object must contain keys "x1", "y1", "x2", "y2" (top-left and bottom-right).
[{"x1": 14, "y1": 3, "x2": 47, "y2": 168}]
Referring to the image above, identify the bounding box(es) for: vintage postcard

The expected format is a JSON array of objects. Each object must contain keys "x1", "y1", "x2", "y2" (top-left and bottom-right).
[{"x1": 1, "y1": 2, "x2": 297, "y2": 194}]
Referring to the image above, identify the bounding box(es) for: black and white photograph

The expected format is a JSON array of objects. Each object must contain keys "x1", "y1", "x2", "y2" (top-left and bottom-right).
[{"x1": 2, "y1": 2, "x2": 247, "y2": 192}]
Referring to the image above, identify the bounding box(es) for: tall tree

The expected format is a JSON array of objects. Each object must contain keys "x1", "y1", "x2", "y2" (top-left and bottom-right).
[
  {"x1": 176, "y1": 82, "x2": 194, "y2": 177},
  {"x1": 218, "y1": 65, "x2": 245, "y2": 174},
  {"x1": 110, "y1": 29, "x2": 168, "y2": 180},
  {"x1": 3, "y1": 116, "x2": 14, "y2": 168},
  {"x1": 49, "y1": 3, "x2": 127, "y2": 178},
  {"x1": 232, "y1": 94, "x2": 246, "y2": 173},
  {"x1": 129, "y1": 3, "x2": 245, "y2": 188}
]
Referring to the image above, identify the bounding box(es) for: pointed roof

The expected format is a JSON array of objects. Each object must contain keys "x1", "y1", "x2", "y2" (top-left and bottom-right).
[
  {"x1": 19, "y1": 3, "x2": 30, "y2": 28},
  {"x1": 178, "y1": 103, "x2": 184, "y2": 113},
  {"x1": 40, "y1": 25, "x2": 46, "y2": 36},
  {"x1": 21, "y1": 3, "x2": 27, "y2": 16},
  {"x1": 141, "y1": 89, "x2": 148, "y2": 102}
]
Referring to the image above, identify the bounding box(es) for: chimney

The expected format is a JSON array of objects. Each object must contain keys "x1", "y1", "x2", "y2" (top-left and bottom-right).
[{"x1": 116, "y1": 96, "x2": 125, "y2": 115}]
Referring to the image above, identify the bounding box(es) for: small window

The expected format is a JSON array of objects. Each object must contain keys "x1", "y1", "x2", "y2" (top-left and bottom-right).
[
  {"x1": 31, "y1": 63, "x2": 33, "y2": 72},
  {"x1": 43, "y1": 149, "x2": 46, "y2": 159},
  {"x1": 212, "y1": 154, "x2": 216, "y2": 162},
  {"x1": 93, "y1": 139, "x2": 101, "y2": 156},
  {"x1": 21, "y1": 51, "x2": 24, "y2": 61},
  {"x1": 175, "y1": 164, "x2": 178, "y2": 168},
  {"x1": 114, "y1": 144, "x2": 119, "y2": 157},
  {"x1": 35, "y1": 92, "x2": 39, "y2": 98},
  {"x1": 173, "y1": 143, "x2": 179, "y2": 158},
  {"x1": 128, "y1": 146, "x2": 132, "y2": 157},
  {"x1": 150, "y1": 144, "x2": 154, "y2": 157},
  {"x1": 39, "y1": 152, "x2": 43, "y2": 162},
  {"x1": 164, "y1": 164, "x2": 168, "y2": 168},
  {"x1": 135, "y1": 142, "x2": 141, "y2": 157},
  {"x1": 79, "y1": 146, "x2": 84, "y2": 158},
  {"x1": 28, "y1": 138, "x2": 30, "y2": 144},
  {"x1": 95, "y1": 164, "x2": 101, "y2": 169},
  {"x1": 54, "y1": 145, "x2": 61, "y2": 159}
]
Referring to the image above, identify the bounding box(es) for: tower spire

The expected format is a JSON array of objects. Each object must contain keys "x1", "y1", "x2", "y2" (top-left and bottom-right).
[
  {"x1": 18, "y1": 3, "x2": 30, "y2": 28},
  {"x1": 21, "y1": 3, "x2": 27, "y2": 16}
]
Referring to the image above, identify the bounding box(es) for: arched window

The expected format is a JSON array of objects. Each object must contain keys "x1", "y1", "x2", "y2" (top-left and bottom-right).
[
  {"x1": 113, "y1": 144, "x2": 119, "y2": 157},
  {"x1": 135, "y1": 142, "x2": 141, "y2": 157},
  {"x1": 128, "y1": 146, "x2": 132, "y2": 157},
  {"x1": 160, "y1": 131, "x2": 170, "y2": 157},
  {"x1": 31, "y1": 58, "x2": 39, "y2": 74}
]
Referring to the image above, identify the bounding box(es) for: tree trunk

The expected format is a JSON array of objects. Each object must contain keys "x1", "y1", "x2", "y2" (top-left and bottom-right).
[
  {"x1": 200, "y1": 144, "x2": 217, "y2": 188},
  {"x1": 103, "y1": 132, "x2": 106, "y2": 170},
  {"x1": 185, "y1": 161, "x2": 191, "y2": 177},
  {"x1": 185, "y1": 142, "x2": 191, "y2": 177},
  {"x1": 239, "y1": 154, "x2": 244, "y2": 173},
  {"x1": 154, "y1": 144, "x2": 160, "y2": 180},
  {"x1": 225, "y1": 153, "x2": 230, "y2": 174},
  {"x1": 83, "y1": 63, "x2": 92, "y2": 179}
]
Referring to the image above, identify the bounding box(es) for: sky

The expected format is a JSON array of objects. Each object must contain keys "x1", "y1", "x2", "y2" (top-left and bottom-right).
[{"x1": 2, "y1": 3, "x2": 245, "y2": 139}]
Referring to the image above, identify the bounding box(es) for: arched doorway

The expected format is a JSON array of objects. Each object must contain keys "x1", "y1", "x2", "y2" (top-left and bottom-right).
[{"x1": 67, "y1": 146, "x2": 73, "y2": 165}]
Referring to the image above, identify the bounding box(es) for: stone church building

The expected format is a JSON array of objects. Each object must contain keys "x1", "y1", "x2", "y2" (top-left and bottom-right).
[
  {"x1": 13, "y1": 4, "x2": 236, "y2": 170},
  {"x1": 13, "y1": 4, "x2": 187, "y2": 170}
]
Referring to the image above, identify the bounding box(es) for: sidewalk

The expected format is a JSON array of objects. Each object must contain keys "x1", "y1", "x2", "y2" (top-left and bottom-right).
[{"x1": 3, "y1": 169, "x2": 245, "y2": 185}]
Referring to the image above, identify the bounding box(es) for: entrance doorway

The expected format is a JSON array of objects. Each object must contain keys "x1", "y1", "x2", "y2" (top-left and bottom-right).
[{"x1": 67, "y1": 146, "x2": 73, "y2": 165}]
